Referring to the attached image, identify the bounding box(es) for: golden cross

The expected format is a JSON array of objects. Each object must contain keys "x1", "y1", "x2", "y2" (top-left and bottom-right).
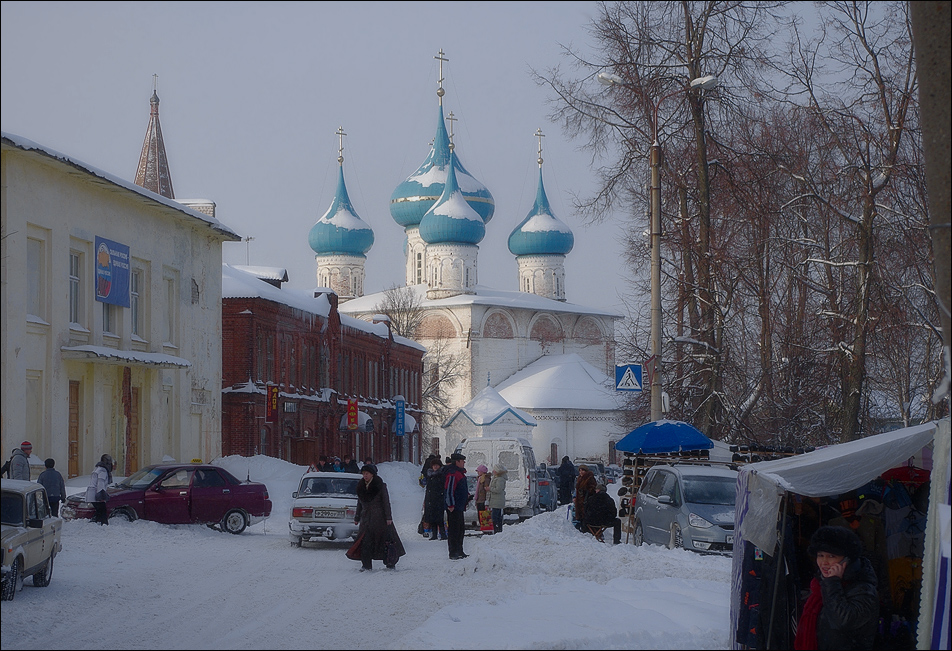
[
  {"x1": 447, "y1": 111, "x2": 457, "y2": 143},
  {"x1": 152, "y1": 73, "x2": 158, "y2": 92}
]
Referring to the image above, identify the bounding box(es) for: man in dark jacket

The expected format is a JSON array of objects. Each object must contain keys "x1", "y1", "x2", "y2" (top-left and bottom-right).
[
  {"x1": 37, "y1": 458, "x2": 67, "y2": 516},
  {"x1": 557, "y1": 456, "x2": 575, "y2": 505},
  {"x1": 584, "y1": 483, "x2": 622, "y2": 544},
  {"x1": 444, "y1": 452, "x2": 470, "y2": 560},
  {"x1": 342, "y1": 454, "x2": 360, "y2": 473}
]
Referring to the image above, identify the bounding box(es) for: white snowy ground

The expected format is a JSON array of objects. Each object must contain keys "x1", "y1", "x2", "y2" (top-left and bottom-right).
[{"x1": 1, "y1": 456, "x2": 732, "y2": 650}]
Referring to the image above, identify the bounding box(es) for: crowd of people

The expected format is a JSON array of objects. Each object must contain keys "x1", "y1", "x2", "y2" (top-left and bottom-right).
[{"x1": 308, "y1": 454, "x2": 371, "y2": 474}]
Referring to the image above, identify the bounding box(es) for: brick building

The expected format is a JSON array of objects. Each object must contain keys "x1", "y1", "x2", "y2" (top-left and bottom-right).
[{"x1": 221, "y1": 264, "x2": 425, "y2": 466}]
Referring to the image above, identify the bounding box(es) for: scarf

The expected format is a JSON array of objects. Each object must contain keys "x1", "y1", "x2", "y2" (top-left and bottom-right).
[
  {"x1": 95, "y1": 460, "x2": 113, "y2": 485},
  {"x1": 794, "y1": 577, "x2": 823, "y2": 650}
]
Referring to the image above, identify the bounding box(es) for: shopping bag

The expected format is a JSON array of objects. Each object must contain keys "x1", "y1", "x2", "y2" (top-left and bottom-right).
[
  {"x1": 345, "y1": 533, "x2": 364, "y2": 561},
  {"x1": 478, "y1": 509, "x2": 493, "y2": 533}
]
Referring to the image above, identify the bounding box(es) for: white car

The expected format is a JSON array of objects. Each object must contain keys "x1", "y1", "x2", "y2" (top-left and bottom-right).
[
  {"x1": 288, "y1": 472, "x2": 361, "y2": 546},
  {"x1": 2, "y1": 479, "x2": 63, "y2": 600}
]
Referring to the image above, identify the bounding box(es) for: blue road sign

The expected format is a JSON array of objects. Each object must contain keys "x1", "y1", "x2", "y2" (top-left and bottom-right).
[{"x1": 615, "y1": 364, "x2": 643, "y2": 392}]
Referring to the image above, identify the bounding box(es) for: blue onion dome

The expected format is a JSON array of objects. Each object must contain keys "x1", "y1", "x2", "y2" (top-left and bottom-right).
[
  {"x1": 508, "y1": 168, "x2": 574, "y2": 256},
  {"x1": 418, "y1": 150, "x2": 486, "y2": 245},
  {"x1": 390, "y1": 105, "x2": 495, "y2": 228},
  {"x1": 308, "y1": 165, "x2": 374, "y2": 256}
]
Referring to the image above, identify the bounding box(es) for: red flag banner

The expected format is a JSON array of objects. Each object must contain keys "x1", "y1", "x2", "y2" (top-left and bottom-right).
[{"x1": 267, "y1": 385, "x2": 279, "y2": 423}]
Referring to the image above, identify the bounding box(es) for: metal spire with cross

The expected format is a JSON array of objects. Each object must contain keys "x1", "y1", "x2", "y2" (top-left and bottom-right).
[
  {"x1": 336, "y1": 126, "x2": 347, "y2": 166},
  {"x1": 152, "y1": 73, "x2": 158, "y2": 93},
  {"x1": 446, "y1": 111, "x2": 457, "y2": 151},
  {"x1": 535, "y1": 127, "x2": 545, "y2": 168},
  {"x1": 434, "y1": 48, "x2": 449, "y2": 105}
]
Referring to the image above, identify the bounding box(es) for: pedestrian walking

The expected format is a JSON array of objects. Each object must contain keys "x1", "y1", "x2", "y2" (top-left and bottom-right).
[
  {"x1": 444, "y1": 452, "x2": 470, "y2": 559},
  {"x1": 84, "y1": 454, "x2": 114, "y2": 525},
  {"x1": 353, "y1": 464, "x2": 405, "y2": 571},
  {"x1": 37, "y1": 458, "x2": 67, "y2": 517},
  {"x1": 10, "y1": 441, "x2": 33, "y2": 480},
  {"x1": 488, "y1": 463, "x2": 508, "y2": 534}
]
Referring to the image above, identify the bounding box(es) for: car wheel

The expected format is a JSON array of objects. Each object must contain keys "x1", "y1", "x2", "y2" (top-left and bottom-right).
[
  {"x1": 633, "y1": 520, "x2": 645, "y2": 546},
  {"x1": 1, "y1": 557, "x2": 22, "y2": 601},
  {"x1": 110, "y1": 508, "x2": 136, "y2": 522},
  {"x1": 32, "y1": 551, "x2": 54, "y2": 587},
  {"x1": 222, "y1": 509, "x2": 248, "y2": 534},
  {"x1": 671, "y1": 524, "x2": 684, "y2": 549}
]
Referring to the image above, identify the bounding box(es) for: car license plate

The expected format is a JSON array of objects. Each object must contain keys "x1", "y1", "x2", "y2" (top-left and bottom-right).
[
  {"x1": 314, "y1": 509, "x2": 342, "y2": 518},
  {"x1": 726, "y1": 535, "x2": 734, "y2": 544}
]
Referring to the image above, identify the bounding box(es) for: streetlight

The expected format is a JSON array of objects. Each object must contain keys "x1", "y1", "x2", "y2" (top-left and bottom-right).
[{"x1": 599, "y1": 71, "x2": 719, "y2": 421}]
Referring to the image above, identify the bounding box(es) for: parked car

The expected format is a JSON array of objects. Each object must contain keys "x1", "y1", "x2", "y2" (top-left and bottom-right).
[
  {"x1": 455, "y1": 437, "x2": 539, "y2": 518},
  {"x1": 288, "y1": 471, "x2": 361, "y2": 546},
  {"x1": 630, "y1": 463, "x2": 738, "y2": 554},
  {"x1": 535, "y1": 465, "x2": 558, "y2": 512},
  {"x1": 61, "y1": 463, "x2": 272, "y2": 534},
  {"x1": 2, "y1": 479, "x2": 63, "y2": 601}
]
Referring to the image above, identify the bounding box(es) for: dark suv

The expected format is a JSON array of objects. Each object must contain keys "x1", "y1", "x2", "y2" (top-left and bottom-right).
[{"x1": 631, "y1": 463, "x2": 737, "y2": 554}]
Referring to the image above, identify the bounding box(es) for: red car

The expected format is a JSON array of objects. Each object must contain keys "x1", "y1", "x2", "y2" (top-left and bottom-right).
[{"x1": 61, "y1": 463, "x2": 272, "y2": 534}]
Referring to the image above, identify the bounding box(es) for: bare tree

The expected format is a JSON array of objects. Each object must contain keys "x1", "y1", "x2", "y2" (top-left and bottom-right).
[{"x1": 373, "y1": 284, "x2": 425, "y2": 338}]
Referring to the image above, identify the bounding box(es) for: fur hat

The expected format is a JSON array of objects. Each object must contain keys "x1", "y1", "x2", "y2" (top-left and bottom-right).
[
  {"x1": 595, "y1": 483, "x2": 608, "y2": 492},
  {"x1": 578, "y1": 464, "x2": 589, "y2": 472},
  {"x1": 361, "y1": 464, "x2": 378, "y2": 476},
  {"x1": 807, "y1": 525, "x2": 863, "y2": 559}
]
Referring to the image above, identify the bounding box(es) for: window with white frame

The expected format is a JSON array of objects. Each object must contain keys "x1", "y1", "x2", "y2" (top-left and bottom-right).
[
  {"x1": 69, "y1": 251, "x2": 83, "y2": 325},
  {"x1": 131, "y1": 269, "x2": 142, "y2": 337},
  {"x1": 27, "y1": 236, "x2": 47, "y2": 319},
  {"x1": 102, "y1": 301, "x2": 117, "y2": 336},
  {"x1": 163, "y1": 273, "x2": 177, "y2": 345}
]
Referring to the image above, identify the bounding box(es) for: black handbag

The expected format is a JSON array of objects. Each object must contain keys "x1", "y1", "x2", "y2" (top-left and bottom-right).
[{"x1": 96, "y1": 489, "x2": 110, "y2": 502}]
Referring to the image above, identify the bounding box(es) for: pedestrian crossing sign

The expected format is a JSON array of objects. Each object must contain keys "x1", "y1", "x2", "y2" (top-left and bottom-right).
[{"x1": 615, "y1": 364, "x2": 643, "y2": 392}]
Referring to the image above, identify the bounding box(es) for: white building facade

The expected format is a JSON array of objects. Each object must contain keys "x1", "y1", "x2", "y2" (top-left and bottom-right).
[{"x1": 1, "y1": 133, "x2": 240, "y2": 478}]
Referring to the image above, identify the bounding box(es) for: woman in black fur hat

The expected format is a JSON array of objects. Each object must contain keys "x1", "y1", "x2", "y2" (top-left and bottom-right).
[
  {"x1": 353, "y1": 464, "x2": 405, "y2": 571},
  {"x1": 794, "y1": 525, "x2": 879, "y2": 650}
]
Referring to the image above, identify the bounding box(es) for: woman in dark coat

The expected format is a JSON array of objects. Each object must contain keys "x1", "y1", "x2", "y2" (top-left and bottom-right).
[
  {"x1": 353, "y1": 464, "x2": 405, "y2": 571},
  {"x1": 557, "y1": 456, "x2": 575, "y2": 505},
  {"x1": 794, "y1": 525, "x2": 878, "y2": 650},
  {"x1": 423, "y1": 457, "x2": 447, "y2": 541}
]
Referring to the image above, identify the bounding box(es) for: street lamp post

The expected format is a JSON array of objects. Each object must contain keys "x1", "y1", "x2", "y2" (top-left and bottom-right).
[{"x1": 599, "y1": 72, "x2": 718, "y2": 422}]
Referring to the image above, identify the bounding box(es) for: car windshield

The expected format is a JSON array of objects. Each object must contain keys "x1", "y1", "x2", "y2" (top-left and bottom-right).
[
  {"x1": 1, "y1": 492, "x2": 24, "y2": 526},
  {"x1": 119, "y1": 466, "x2": 166, "y2": 490},
  {"x1": 682, "y1": 476, "x2": 737, "y2": 506},
  {"x1": 299, "y1": 477, "x2": 359, "y2": 496}
]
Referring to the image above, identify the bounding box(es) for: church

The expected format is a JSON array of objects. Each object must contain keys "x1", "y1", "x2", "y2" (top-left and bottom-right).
[{"x1": 313, "y1": 54, "x2": 629, "y2": 466}]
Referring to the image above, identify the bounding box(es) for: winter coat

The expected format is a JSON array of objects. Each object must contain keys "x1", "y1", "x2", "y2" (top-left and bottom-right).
[
  {"x1": 444, "y1": 464, "x2": 469, "y2": 511},
  {"x1": 475, "y1": 472, "x2": 490, "y2": 506},
  {"x1": 423, "y1": 467, "x2": 446, "y2": 525},
  {"x1": 84, "y1": 463, "x2": 112, "y2": 503},
  {"x1": 557, "y1": 459, "x2": 575, "y2": 501},
  {"x1": 584, "y1": 491, "x2": 618, "y2": 527},
  {"x1": 355, "y1": 475, "x2": 405, "y2": 562},
  {"x1": 816, "y1": 556, "x2": 879, "y2": 650},
  {"x1": 10, "y1": 448, "x2": 31, "y2": 480},
  {"x1": 488, "y1": 471, "x2": 507, "y2": 510},
  {"x1": 342, "y1": 460, "x2": 360, "y2": 473},
  {"x1": 574, "y1": 471, "x2": 597, "y2": 522},
  {"x1": 37, "y1": 468, "x2": 66, "y2": 501}
]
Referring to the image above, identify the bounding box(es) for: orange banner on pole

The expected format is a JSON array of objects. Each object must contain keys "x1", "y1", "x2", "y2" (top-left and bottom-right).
[
  {"x1": 347, "y1": 398, "x2": 358, "y2": 430},
  {"x1": 266, "y1": 385, "x2": 279, "y2": 423}
]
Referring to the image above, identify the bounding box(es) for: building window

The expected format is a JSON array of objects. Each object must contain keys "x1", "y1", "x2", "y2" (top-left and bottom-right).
[
  {"x1": 103, "y1": 301, "x2": 117, "y2": 335},
  {"x1": 69, "y1": 251, "x2": 83, "y2": 325},
  {"x1": 415, "y1": 252, "x2": 423, "y2": 284},
  {"x1": 27, "y1": 237, "x2": 47, "y2": 320},
  {"x1": 131, "y1": 269, "x2": 142, "y2": 337},
  {"x1": 163, "y1": 274, "x2": 177, "y2": 345}
]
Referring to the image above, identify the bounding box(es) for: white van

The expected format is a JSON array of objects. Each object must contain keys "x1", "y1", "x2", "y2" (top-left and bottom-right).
[{"x1": 454, "y1": 437, "x2": 539, "y2": 518}]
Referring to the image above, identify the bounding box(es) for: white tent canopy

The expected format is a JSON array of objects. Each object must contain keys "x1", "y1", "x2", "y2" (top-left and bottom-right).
[{"x1": 737, "y1": 422, "x2": 937, "y2": 554}]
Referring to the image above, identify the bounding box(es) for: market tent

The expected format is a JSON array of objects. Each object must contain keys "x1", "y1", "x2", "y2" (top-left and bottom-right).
[
  {"x1": 614, "y1": 420, "x2": 713, "y2": 454},
  {"x1": 728, "y1": 420, "x2": 948, "y2": 650}
]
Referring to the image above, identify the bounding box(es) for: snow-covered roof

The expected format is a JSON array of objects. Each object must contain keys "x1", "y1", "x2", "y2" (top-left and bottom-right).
[
  {"x1": 60, "y1": 345, "x2": 191, "y2": 368},
  {"x1": 443, "y1": 385, "x2": 537, "y2": 428},
  {"x1": 339, "y1": 283, "x2": 622, "y2": 319},
  {"x1": 495, "y1": 353, "x2": 622, "y2": 411},
  {"x1": 1, "y1": 131, "x2": 241, "y2": 241},
  {"x1": 230, "y1": 265, "x2": 289, "y2": 282},
  {"x1": 222, "y1": 265, "x2": 425, "y2": 351}
]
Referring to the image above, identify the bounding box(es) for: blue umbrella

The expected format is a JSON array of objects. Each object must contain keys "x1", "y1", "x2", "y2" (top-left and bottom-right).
[{"x1": 614, "y1": 420, "x2": 713, "y2": 454}]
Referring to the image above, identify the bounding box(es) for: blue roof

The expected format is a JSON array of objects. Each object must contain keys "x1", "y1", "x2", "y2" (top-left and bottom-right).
[
  {"x1": 389, "y1": 105, "x2": 494, "y2": 228},
  {"x1": 508, "y1": 168, "x2": 574, "y2": 256},
  {"x1": 308, "y1": 165, "x2": 374, "y2": 256},
  {"x1": 418, "y1": 150, "x2": 486, "y2": 245}
]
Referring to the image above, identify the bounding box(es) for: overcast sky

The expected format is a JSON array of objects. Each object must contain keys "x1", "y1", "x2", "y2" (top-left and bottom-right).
[{"x1": 1, "y1": 1, "x2": 638, "y2": 314}]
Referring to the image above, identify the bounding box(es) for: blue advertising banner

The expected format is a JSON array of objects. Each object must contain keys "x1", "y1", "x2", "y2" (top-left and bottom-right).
[
  {"x1": 394, "y1": 396, "x2": 406, "y2": 437},
  {"x1": 95, "y1": 236, "x2": 131, "y2": 307}
]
